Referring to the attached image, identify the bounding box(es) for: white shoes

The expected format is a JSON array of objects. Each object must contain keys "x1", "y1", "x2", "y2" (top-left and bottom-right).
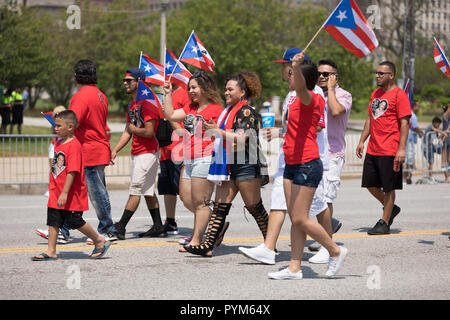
[
  {"x1": 325, "y1": 246, "x2": 348, "y2": 277},
  {"x1": 268, "y1": 267, "x2": 303, "y2": 280},
  {"x1": 308, "y1": 246, "x2": 330, "y2": 264},
  {"x1": 238, "y1": 243, "x2": 276, "y2": 265}
]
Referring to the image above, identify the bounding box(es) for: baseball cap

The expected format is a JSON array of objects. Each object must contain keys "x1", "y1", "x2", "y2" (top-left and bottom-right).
[
  {"x1": 274, "y1": 48, "x2": 309, "y2": 63},
  {"x1": 125, "y1": 68, "x2": 146, "y2": 81}
]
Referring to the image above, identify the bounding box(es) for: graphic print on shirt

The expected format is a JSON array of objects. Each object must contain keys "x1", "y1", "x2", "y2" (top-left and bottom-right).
[
  {"x1": 371, "y1": 98, "x2": 389, "y2": 120},
  {"x1": 52, "y1": 151, "x2": 66, "y2": 178},
  {"x1": 183, "y1": 114, "x2": 206, "y2": 135},
  {"x1": 128, "y1": 104, "x2": 145, "y2": 128}
]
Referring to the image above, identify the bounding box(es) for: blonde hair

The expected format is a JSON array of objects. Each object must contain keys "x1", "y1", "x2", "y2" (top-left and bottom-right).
[{"x1": 52, "y1": 105, "x2": 66, "y2": 117}]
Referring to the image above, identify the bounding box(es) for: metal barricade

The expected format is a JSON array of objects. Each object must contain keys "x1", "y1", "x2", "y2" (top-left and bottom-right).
[
  {"x1": 416, "y1": 130, "x2": 448, "y2": 184},
  {"x1": 0, "y1": 133, "x2": 131, "y2": 185}
]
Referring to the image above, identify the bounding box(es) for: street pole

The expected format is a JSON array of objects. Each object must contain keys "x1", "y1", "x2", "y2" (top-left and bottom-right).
[
  {"x1": 402, "y1": 0, "x2": 415, "y2": 98},
  {"x1": 160, "y1": 0, "x2": 169, "y2": 65}
]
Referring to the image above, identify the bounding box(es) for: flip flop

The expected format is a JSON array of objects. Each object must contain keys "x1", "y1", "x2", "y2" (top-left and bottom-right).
[
  {"x1": 90, "y1": 241, "x2": 111, "y2": 259},
  {"x1": 31, "y1": 253, "x2": 57, "y2": 261}
]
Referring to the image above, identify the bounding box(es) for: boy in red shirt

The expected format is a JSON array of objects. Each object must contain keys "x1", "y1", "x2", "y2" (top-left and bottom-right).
[
  {"x1": 32, "y1": 110, "x2": 111, "y2": 261},
  {"x1": 356, "y1": 61, "x2": 411, "y2": 235}
]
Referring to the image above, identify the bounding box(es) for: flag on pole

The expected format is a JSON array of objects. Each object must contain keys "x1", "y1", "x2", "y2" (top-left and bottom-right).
[
  {"x1": 41, "y1": 111, "x2": 55, "y2": 127},
  {"x1": 139, "y1": 53, "x2": 165, "y2": 85},
  {"x1": 433, "y1": 38, "x2": 450, "y2": 78},
  {"x1": 403, "y1": 79, "x2": 413, "y2": 107},
  {"x1": 179, "y1": 30, "x2": 215, "y2": 73},
  {"x1": 322, "y1": 0, "x2": 378, "y2": 58},
  {"x1": 165, "y1": 48, "x2": 192, "y2": 89}
]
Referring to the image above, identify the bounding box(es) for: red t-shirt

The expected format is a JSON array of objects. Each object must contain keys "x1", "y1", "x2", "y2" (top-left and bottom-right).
[
  {"x1": 48, "y1": 137, "x2": 89, "y2": 212},
  {"x1": 127, "y1": 100, "x2": 160, "y2": 156},
  {"x1": 182, "y1": 103, "x2": 223, "y2": 160},
  {"x1": 367, "y1": 86, "x2": 412, "y2": 156},
  {"x1": 160, "y1": 87, "x2": 189, "y2": 162},
  {"x1": 69, "y1": 85, "x2": 111, "y2": 166},
  {"x1": 283, "y1": 91, "x2": 324, "y2": 165}
]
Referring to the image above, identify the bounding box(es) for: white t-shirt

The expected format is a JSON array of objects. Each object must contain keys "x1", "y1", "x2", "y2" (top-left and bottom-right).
[{"x1": 277, "y1": 86, "x2": 329, "y2": 171}]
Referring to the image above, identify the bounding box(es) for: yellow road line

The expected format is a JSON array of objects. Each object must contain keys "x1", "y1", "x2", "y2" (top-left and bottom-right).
[{"x1": 1, "y1": 229, "x2": 449, "y2": 254}]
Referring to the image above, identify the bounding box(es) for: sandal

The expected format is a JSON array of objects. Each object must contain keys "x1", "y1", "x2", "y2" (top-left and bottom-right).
[
  {"x1": 31, "y1": 253, "x2": 57, "y2": 261},
  {"x1": 90, "y1": 241, "x2": 111, "y2": 259}
]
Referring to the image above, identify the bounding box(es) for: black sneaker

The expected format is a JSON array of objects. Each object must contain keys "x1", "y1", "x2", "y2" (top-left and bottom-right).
[
  {"x1": 114, "y1": 222, "x2": 126, "y2": 240},
  {"x1": 388, "y1": 205, "x2": 401, "y2": 227},
  {"x1": 163, "y1": 220, "x2": 178, "y2": 235},
  {"x1": 139, "y1": 225, "x2": 167, "y2": 238},
  {"x1": 406, "y1": 178, "x2": 412, "y2": 184},
  {"x1": 367, "y1": 219, "x2": 390, "y2": 235}
]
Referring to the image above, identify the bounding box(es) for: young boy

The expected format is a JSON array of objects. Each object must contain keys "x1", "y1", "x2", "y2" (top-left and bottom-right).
[
  {"x1": 423, "y1": 116, "x2": 448, "y2": 179},
  {"x1": 32, "y1": 110, "x2": 111, "y2": 261}
]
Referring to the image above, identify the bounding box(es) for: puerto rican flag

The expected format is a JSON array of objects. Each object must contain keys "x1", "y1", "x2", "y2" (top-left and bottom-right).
[
  {"x1": 403, "y1": 79, "x2": 413, "y2": 107},
  {"x1": 139, "y1": 53, "x2": 165, "y2": 86},
  {"x1": 323, "y1": 0, "x2": 378, "y2": 58},
  {"x1": 136, "y1": 80, "x2": 162, "y2": 111},
  {"x1": 41, "y1": 111, "x2": 56, "y2": 127},
  {"x1": 165, "y1": 48, "x2": 192, "y2": 89},
  {"x1": 434, "y1": 38, "x2": 450, "y2": 78},
  {"x1": 179, "y1": 30, "x2": 215, "y2": 73}
]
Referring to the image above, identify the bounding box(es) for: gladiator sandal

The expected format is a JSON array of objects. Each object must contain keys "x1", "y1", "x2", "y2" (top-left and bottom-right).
[
  {"x1": 245, "y1": 199, "x2": 269, "y2": 239},
  {"x1": 184, "y1": 203, "x2": 232, "y2": 257}
]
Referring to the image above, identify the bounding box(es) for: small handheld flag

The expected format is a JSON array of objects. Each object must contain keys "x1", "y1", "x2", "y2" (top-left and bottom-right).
[
  {"x1": 179, "y1": 30, "x2": 215, "y2": 73},
  {"x1": 41, "y1": 112, "x2": 55, "y2": 127},
  {"x1": 403, "y1": 79, "x2": 413, "y2": 107},
  {"x1": 165, "y1": 48, "x2": 192, "y2": 90},
  {"x1": 136, "y1": 81, "x2": 162, "y2": 110},
  {"x1": 139, "y1": 53, "x2": 165, "y2": 86},
  {"x1": 433, "y1": 38, "x2": 450, "y2": 78},
  {"x1": 321, "y1": 0, "x2": 378, "y2": 58}
]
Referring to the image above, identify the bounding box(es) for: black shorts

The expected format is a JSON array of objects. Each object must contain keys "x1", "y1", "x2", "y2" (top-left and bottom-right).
[
  {"x1": 11, "y1": 105, "x2": 23, "y2": 125},
  {"x1": 230, "y1": 164, "x2": 261, "y2": 181},
  {"x1": 361, "y1": 154, "x2": 403, "y2": 192},
  {"x1": 0, "y1": 107, "x2": 11, "y2": 126},
  {"x1": 47, "y1": 207, "x2": 86, "y2": 229},
  {"x1": 157, "y1": 160, "x2": 182, "y2": 195}
]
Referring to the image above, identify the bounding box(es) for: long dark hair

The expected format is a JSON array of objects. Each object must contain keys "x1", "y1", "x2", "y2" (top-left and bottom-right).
[{"x1": 188, "y1": 71, "x2": 223, "y2": 107}]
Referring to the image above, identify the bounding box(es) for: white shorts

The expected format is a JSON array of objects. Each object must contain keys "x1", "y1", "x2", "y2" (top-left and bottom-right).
[
  {"x1": 323, "y1": 156, "x2": 345, "y2": 203},
  {"x1": 271, "y1": 167, "x2": 327, "y2": 217},
  {"x1": 129, "y1": 152, "x2": 159, "y2": 196},
  {"x1": 182, "y1": 155, "x2": 212, "y2": 180}
]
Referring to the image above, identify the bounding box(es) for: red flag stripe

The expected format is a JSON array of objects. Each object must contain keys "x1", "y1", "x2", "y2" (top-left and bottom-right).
[
  {"x1": 352, "y1": 9, "x2": 378, "y2": 50},
  {"x1": 324, "y1": 25, "x2": 365, "y2": 58}
]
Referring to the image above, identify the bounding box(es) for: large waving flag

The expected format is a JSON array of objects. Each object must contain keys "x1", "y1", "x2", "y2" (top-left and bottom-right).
[
  {"x1": 165, "y1": 48, "x2": 192, "y2": 89},
  {"x1": 434, "y1": 38, "x2": 450, "y2": 78},
  {"x1": 403, "y1": 79, "x2": 413, "y2": 107},
  {"x1": 139, "y1": 53, "x2": 165, "y2": 85},
  {"x1": 179, "y1": 30, "x2": 215, "y2": 73},
  {"x1": 323, "y1": 0, "x2": 378, "y2": 58}
]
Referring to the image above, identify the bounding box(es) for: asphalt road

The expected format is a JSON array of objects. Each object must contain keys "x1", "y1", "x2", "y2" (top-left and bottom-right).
[{"x1": 0, "y1": 178, "x2": 449, "y2": 302}]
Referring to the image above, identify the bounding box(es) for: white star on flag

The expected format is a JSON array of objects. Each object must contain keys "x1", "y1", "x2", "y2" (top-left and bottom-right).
[
  {"x1": 144, "y1": 65, "x2": 151, "y2": 72},
  {"x1": 336, "y1": 10, "x2": 347, "y2": 22},
  {"x1": 191, "y1": 45, "x2": 199, "y2": 53},
  {"x1": 141, "y1": 89, "x2": 149, "y2": 96},
  {"x1": 166, "y1": 62, "x2": 172, "y2": 70}
]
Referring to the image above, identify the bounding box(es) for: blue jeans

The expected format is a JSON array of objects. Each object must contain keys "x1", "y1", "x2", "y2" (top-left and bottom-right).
[
  {"x1": 84, "y1": 165, "x2": 116, "y2": 234},
  {"x1": 283, "y1": 158, "x2": 323, "y2": 188}
]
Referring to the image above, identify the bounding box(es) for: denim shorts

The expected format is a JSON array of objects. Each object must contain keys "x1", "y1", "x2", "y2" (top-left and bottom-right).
[
  {"x1": 283, "y1": 158, "x2": 323, "y2": 188},
  {"x1": 182, "y1": 155, "x2": 212, "y2": 179},
  {"x1": 229, "y1": 164, "x2": 261, "y2": 181}
]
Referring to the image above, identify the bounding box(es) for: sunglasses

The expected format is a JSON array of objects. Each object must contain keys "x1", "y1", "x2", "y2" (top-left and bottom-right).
[
  {"x1": 318, "y1": 72, "x2": 336, "y2": 77},
  {"x1": 123, "y1": 78, "x2": 136, "y2": 83},
  {"x1": 374, "y1": 72, "x2": 392, "y2": 76}
]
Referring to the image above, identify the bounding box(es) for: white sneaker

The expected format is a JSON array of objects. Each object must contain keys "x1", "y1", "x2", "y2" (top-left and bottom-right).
[
  {"x1": 308, "y1": 246, "x2": 330, "y2": 264},
  {"x1": 325, "y1": 246, "x2": 348, "y2": 277},
  {"x1": 268, "y1": 267, "x2": 303, "y2": 280},
  {"x1": 43, "y1": 191, "x2": 49, "y2": 197},
  {"x1": 238, "y1": 243, "x2": 275, "y2": 265},
  {"x1": 178, "y1": 236, "x2": 192, "y2": 245},
  {"x1": 87, "y1": 233, "x2": 118, "y2": 245},
  {"x1": 36, "y1": 229, "x2": 69, "y2": 244}
]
